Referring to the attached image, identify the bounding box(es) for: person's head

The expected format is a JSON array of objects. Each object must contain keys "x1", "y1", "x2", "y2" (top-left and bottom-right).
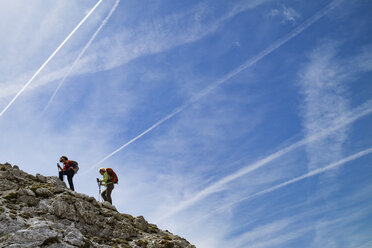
[
  {"x1": 60, "y1": 156, "x2": 68, "y2": 164},
  {"x1": 99, "y1": 168, "x2": 106, "y2": 175}
]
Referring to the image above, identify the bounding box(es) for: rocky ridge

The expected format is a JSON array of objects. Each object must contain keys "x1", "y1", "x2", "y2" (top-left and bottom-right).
[{"x1": 0, "y1": 162, "x2": 194, "y2": 248}]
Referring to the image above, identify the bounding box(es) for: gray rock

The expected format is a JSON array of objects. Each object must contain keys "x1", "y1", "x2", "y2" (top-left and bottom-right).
[
  {"x1": 10, "y1": 169, "x2": 30, "y2": 181},
  {"x1": 46, "y1": 176, "x2": 66, "y2": 188},
  {"x1": 18, "y1": 195, "x2": 39, "y2": 207},
  {"x1": 3, "y1": 162, "x2": 12, "y2": 169},
  {"x1": 37, "y1": 199, "x2": 53, "y2": 214},
  {"x1": 50, "y1": 198, "x2": 77, "y2": 220},
  {"x1": 74, "y1": 199, "x2": 98, "y2": 224},
  {"x1": 0, "y1": 215, "x2": 27, "y2": 236},
  {"x1": 2, "y1": 220, "x2": 60, "y2": 247},
  {"x1": 0, "y1": 178, "x2": 18, "y2": 191},
  {"x1": 134, "y1": 216, "x2": 149, "y2": 231},
  {"x1": 35, "y1": 188, "x2": 52, "y2": 198},
  {"x1": 0, "y1": 164, "x2": 195, "y2": 247},
  {"x1": 35, "y1": 174, "x2": 47, "y2": 183},
  {"x1": 50, "y1": 186, "x2": 65, "y2": 194},
  {"x1": 18, "y1": 188, "x2": 36, "y2": 197},
  {"x1": 63, "y1": 229, "x2": 85, "y2": 246},
  {"x1": 46, "y1": 243, "x2": 75, "y2": 248},
  {"x1": 101, "y1": 201, "x2": 117, "y2": 211}
]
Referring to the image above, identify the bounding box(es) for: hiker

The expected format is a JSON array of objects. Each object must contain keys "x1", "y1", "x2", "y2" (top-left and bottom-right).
[
  {"x1": 97, "y1": 168, "x2": 117, "y2": 204},
  {"x1": 57, "y1": 156, "x2": 77, "y2": 191}
]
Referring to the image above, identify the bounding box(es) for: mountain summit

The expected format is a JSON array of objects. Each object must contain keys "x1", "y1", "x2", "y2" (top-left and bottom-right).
[{"x1": 0, "y1": 162, "x2": 194, "y2": 248}]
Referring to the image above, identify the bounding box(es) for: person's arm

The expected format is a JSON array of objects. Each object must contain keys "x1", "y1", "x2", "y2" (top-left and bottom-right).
[{"x1": 57, "y1": 163, "x2": 62, "y2": 170}]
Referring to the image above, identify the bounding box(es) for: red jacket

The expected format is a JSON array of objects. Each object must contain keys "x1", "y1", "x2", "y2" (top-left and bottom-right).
[{"x1": 62, "y1": 160, "x2": 73, "y2": 171}]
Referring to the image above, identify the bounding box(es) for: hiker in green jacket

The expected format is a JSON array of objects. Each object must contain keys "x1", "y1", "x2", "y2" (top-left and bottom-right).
[{"x1": 97, "y1": 168, "x2": 114, "y2": 204}]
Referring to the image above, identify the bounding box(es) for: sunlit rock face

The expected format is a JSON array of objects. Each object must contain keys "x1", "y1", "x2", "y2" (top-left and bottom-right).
[{"x1": 0, "y1": 162, "x2": 195, "y2": 248}]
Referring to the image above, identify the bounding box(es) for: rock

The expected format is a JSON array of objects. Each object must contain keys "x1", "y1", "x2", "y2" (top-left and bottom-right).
[
  {"x1": 46, "y1": 176, "x2": 66, "y2": 188},
  {"x1": 10, "y1": 169, "x2": 30, "y2": 180},
  {"x1": 0, "y1": 215, "x2": 27, "y2": 236},
  {"x1": 134, "y1": 216, "x2": 149, "y2": 231},
  {"x1": 0, "y1": 179, "x2": 19, "y2": 191},
  {"x1": 101, "y1": 201, "x2": 117, "y2": 211},
  {"x1": 50, "y1": 186, "x2": 65, "y2": 194},
  {"x1": 50, "y1": 198, "x2": 77, "y2": 220},
  {"x1": 18, "y1": 195, "x2": 39, "y2": 207},
  {"x1": 74, "y1": 200, "x2": 98, "y2": 224},
  {"x1": 1, "y1": 220, "x2": 60, "y2": 247},
  {"x1": 0, "y1": 163, "x2": 195, "y2": 247},
  {"x1": 63, "y1": 229, "x2": 85, "y2": 246},
  {"x1": 3, "y1": 162, "x2": 12, "y2": 169},
  {"x1": 35, "y1": 188, "x2": 52, "y2": 198},
  {"x1": 25, "y1": 174, "x2": 37, "y2": 182},
  {"x1": 37, "y1": 199, "x2": 53, "y2": 214},
  {"x1": 35, "y1": 174, "x2": 47, "y2": 183},
  {"x1": 18, "y1": 188, "x2": 36, "y2": 197}
]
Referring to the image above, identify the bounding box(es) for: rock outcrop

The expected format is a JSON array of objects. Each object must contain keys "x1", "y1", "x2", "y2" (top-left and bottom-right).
[{"x1": 0, "y1": 163, "x2": 194, "y2": 248}]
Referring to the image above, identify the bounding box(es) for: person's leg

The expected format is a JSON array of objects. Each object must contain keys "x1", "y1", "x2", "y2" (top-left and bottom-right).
[
  {"x1": 106, "y1": 184, "x2": 114, "y2": 204},
  {"x1": 101, "y1": 188, "x2": 108, "y2": 202},
  {"x1": 67, "y1": 170, "x2": 75, "y2": 191},
  {"x1": 59, "y1": 171, "x2": 64, "y2": 181}
]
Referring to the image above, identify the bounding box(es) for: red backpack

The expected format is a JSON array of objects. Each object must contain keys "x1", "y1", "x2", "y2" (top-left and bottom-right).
[{"x1": 106, "y1": 168, "x2": 118, "y2": 184}]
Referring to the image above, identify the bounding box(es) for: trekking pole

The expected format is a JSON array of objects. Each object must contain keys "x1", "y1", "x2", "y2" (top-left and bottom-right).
[{"x1": 96, "y1": 178, "x2": 101, "y2": 202}]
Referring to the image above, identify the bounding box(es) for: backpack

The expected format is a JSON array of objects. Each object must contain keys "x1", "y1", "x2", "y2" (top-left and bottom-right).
[
  {"x1": 70, "y1": 160, "x2": 79, "y2": 174},
  {"x1": 106, "y1": 168, "x2": 118, "y2": 184}
]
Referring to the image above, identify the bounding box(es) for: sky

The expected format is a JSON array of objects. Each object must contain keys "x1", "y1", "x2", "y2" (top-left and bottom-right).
[{"x1": 0, "y1": 0, "x2": 371, "y2": 247}]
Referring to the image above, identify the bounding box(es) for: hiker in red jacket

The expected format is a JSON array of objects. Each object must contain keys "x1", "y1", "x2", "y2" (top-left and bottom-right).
[{"x1": 57, "y1": 156, "x2": 75, "y2": 191}]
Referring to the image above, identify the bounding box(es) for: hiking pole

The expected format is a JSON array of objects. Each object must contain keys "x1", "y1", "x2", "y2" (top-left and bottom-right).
[{"x1": 96, "y1": 178, "x2": 101, "y2": 202}]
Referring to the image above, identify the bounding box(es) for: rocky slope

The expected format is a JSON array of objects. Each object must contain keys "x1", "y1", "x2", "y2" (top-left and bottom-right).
[{"x1": 0, "y1": 163, "x2": 194, "y2": 248}]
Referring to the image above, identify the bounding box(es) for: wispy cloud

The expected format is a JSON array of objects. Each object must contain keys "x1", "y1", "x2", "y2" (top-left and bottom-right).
[
  {"x1": 268, "y1": 4, "x2": 301, "y2": 24},
  {"x1": 231, "y1": 204, "x2": 372, "y2": 248},
  {"x1": 90, "y1": 0, "x2": 344, "y2": 170},
  {"x1": 224, "y1": 180, "x2": 372, "y2": 248},
  {"x1": 0, "y1": 0, "x2": 269, "y2": 102},
  {"x1": 349, "y1": 43, "x2": 372, "y2": 72},
  {"x1": 0, "y1": 0, "x2": 104, "y2": 118},
  {"x1": 157, "y1": 99, "x2": 372, "y2": 221},
  {"x1": 221, "y1": 146, "x2": 372, "y2": 210},
  {"x1": 228, "y1": 217, "x2": 304, "y2": 248},
  {"x1": 299, "y1": 41, "x2": 349, "y2": 171},
  {"x1": 298, "y1": 40, "x2": 372, "y2": 244}
]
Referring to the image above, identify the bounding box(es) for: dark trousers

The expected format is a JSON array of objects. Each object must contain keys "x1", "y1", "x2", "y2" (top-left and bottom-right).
[
  {"x1": 101, "y1": 183, "x2": 114, "y2": 204},
  {"x1": 59, "y1": 170, "x2": 75, "y2": 191}
]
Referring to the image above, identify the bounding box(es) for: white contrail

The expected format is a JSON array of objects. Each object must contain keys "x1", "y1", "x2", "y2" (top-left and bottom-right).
[
  {"x1": 43, "y1": 0, "x2": 120, "y2": 113},
  {"x1": 216, "y1": 146, "x2": 372, "y2": 213},
  {"x1": 157, "y1": 100, "x2": 372, "y2": 221},
  {"x1": 91, "y1": 0, "x2": 344, "y2": 169},
  {"x1": 0, "y1": 0, "x2": 104, "y2": 118}
]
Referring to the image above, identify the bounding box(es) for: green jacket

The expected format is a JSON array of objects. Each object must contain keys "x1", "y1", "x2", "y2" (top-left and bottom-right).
[{"x1": 100, "y1": 171, "x2": 112, "y2": 186}]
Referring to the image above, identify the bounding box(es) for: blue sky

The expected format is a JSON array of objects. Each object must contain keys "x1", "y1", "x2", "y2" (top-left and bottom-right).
[{"x1": 0, "y1": 0, "x2": 372, "y2": 247}]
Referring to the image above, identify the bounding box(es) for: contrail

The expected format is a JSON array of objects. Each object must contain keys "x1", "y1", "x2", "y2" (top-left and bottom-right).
[
  {"x1": 216, "y1": 146, "x2": 372, "y2": 213},
  {"x1": 157, "y1": 100, "x2": 372, "y2": 221},
  {"x1": 43, "y1": 0, "x2": 120, "y2": 113},
  {"x1": 0, "y1": 0, "x2": 104, "y2": 118},
  {"x1": 91, "y1": 0, "x2": 344, "y2": 169}
]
